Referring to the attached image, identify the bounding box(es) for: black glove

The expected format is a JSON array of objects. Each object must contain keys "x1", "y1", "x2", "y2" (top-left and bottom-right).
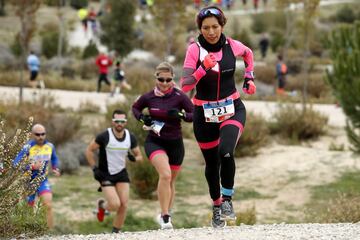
[
  {"x1": 167, "y1": 108, "x2": 185, "y2": 120},
  {"x1": 140, "y1": 114, "x2": 153, "y2": 126},
  {"x1": 127, "y1": 151, "x2": 136, "y2": 162},
  {"x1": 92, "y1": 166, "x2": 104, "y2": 182}
]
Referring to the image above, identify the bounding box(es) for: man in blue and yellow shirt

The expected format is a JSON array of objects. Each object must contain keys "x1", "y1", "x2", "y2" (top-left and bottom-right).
[{"x1": 14, "y1": 124, "x2": 60, "y2": 229}]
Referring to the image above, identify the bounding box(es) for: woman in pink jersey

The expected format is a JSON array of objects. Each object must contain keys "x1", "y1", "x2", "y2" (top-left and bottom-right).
[{"x1": 180, "y1": 6, "x2": 256, "y2": 228}]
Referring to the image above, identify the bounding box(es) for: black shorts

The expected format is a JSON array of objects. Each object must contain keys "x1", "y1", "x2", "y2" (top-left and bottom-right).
[
  {"x1": 193, "y1": 98, "x2": 246, "y2": 143},
  {"x1": 30, "y1": 71, "x2": 38, "y2": 81},
  {"x1": 145, "y1": 135, "x2": 184, "y2": 170},
  {"x1": 100, "y1": 168, "x2": 130, "y2": 186}
]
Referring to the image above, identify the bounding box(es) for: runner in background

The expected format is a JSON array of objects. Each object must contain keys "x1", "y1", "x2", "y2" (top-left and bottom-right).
[{"x1": 85, "y1": 109, "x2": 143, "y2": 233}]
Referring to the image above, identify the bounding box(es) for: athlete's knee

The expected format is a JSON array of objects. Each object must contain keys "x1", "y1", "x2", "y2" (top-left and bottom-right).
[
  {"x1": 119, "y1": 201, "x2": 128, "y2": 211},
  {"x1": 218, "y1": 145, "x2": 234, "y2": 159},
  {"x1": 107, "y1": 200, "x2": 120, "y2": 211},
  {"x1": 43, "y1": 200, "x2": 52, "y2": 210},
  {"x1": 159, "y1": 171, "x2": 172, "y2": 182}
]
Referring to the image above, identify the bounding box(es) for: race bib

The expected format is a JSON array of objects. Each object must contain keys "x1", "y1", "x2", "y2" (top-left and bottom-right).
[
  {"x1": 203, "y1": 99, "x2": 235, "y2": 123},
  {"x1": 142, "y1": 120, "x2": 165, "y2": 136}
]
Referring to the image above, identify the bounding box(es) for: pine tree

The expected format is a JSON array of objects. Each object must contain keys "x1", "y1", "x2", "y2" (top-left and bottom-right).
[
  {"x1": 327, "y1": 22, "x2": 360, "y2": 153},
  {"x1": 99, "y1": 0, "x2": 136, "y2": 57}
]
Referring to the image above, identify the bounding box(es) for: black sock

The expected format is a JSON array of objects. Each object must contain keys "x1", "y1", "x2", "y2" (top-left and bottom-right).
[
  {"x1": 222, "y1": 195, "x2": 232, "y2": 201},
  {"x1": 162, "y1": 214, "x2": 170, "y2": 223},
  {"x1": 112, "y1": 227, "x2": 121, "y2": 233}
]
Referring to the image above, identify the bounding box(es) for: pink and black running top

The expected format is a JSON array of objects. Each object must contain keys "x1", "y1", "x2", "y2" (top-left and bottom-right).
[{"x1": 181, "y1": 37, "x2": 254, "y2": 102}]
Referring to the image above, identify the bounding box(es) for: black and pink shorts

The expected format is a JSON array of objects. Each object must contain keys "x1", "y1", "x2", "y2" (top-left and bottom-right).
[{"x1": 144, "y1": 135, "x2": 184, "y2": 171}]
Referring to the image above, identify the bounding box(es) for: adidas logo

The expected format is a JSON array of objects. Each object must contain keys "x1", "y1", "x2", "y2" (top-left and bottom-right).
[{"x1": 224, "y1": 153, "x2": 230, "y2": 157}]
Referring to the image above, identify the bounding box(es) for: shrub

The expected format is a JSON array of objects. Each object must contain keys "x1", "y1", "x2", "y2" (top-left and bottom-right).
[
  {"x1": 270, "y1": 29, "x2": 285, "y2": 53},
  {"x1": 0, "y1": 118, "x2": 48, "y2": 238},
  {"x1": 238, "y1": 28, "x2": 253, "y2": 49},
  {"x1": 82, "y1": 41, "x2": 99, "y2": 59},
  {"x1": 10, "y1": 34, "x2": 22, "y2": 57},
  {"x1": 236, "y1": 205, "x2": 257, "y2": 225},
  {"x1": 307, "y1": 193, "x2": 360, "y2": 223},
  {"x1": 335, "y1": 5, "x2": 356, "y2": 23},
  {"x1": 45, "y1": 113, "x2": 82, "y2": 147},
  {"x1": 0, "y1": 97, "x2": 81, "y2": 147},
  {"x1": 41, "y1": 23, "x2": 67, "y2": 59},
  {"x1": 286, "y1": 73, "x2": 331, "y2": 99},
  {"x1": 77, "y1": 58, "x2": 98, "y2": 80},
  {"x1": 234, "y1": 112, "x2": 269, "y2": 157},
  {"x1": 57, "y1": 140, "x2": 87, "y2": 174},
  {"x1": 0, "y1": 70, "x2": 19, "y2": 87},
  {"x1": 269, "y1": 104, "x2": 328, "y2": 142},
  {"x1": 141, "y1": 27, "x2": 168, "y2": 58},
  {"x1": 78, "y1": 100, "x2": 101, "y2": 114},
  {"x1": 0, "y1": 97, "x2": 56, "y2": 134},
  {"x1": 127, "y1": 158, "x2": 158, "y2": 199},
  {"x1": 70, "y1": 0, "x2": 88, "y2": 10},
  {"x1": 286, "y1": 58, "x2": 303, "y2": 75},
  {"x1": 125, "y1": 63, "x2": 156, "y2": 95},
  {"x1": 44, "y1": 0, "x2": 61, "y2": 6},
  {"x1": 254, "y1": 65, "x2": 276, "y2": 85}
]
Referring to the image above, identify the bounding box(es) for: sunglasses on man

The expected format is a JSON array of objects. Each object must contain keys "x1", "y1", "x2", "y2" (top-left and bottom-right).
[
  {"x1": 112, "y1": 119, "x2": 127, "y2": 124},
  {"x1": 157, "y1": 77, "x2": 173, "y2": 83},
  {"x1": 34, "y1": 132, "x2": 46, "y2": 137}
]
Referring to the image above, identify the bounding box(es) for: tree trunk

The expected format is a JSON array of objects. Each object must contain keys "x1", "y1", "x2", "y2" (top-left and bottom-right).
[
  {"x1": 57, "y1": 0, "x2": 65, "y2": 70},
  {"x1": 302, "y1": 26, "x2": 310, "y2": 113}
]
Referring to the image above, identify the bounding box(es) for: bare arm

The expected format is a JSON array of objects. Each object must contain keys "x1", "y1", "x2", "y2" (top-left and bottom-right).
[
  {"x1": 85, "y1": 139, "x2": 100, "y2": 168},
  {"x1": 130, "y1": 146, "x2": 143, "y2": 162}
]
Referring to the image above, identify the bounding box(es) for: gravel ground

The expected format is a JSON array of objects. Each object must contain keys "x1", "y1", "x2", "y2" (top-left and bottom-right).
[{"x1": 34, "y1": 223, "x2": 360, "y2": 240}]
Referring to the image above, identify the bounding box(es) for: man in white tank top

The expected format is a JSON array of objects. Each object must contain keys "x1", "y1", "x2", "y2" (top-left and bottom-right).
[{"x1": 85, "y1": 109, "x2": 143, "y2": 233}]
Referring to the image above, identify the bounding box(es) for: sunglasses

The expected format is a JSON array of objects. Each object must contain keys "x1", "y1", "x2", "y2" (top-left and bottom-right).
[
  {"x1": 34, "y1": 132, "x2": 46, "y2": 137},
  {"x1": 113, "y1": 119, "x2": 127, "y2": 124},
  {"x1": 157, "y1": 77, "x2": 173, "y2": 83},
  {"x1": 198, "y1": 8, "x2": 222, "y2": 18}
]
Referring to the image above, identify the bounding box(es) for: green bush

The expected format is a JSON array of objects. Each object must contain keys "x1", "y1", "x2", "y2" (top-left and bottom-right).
[
  {"x1": 126, "y1": 64, "x2": 156, "y2": 95},
  {"x1": 269, "y1": 104, "x2": 328, "y2": 142},
  {"x1": 78, "y1": 59, "x2": 98, "y2": 80},
  {"x1": 234, "y1": 112, "x2": 269, "y2": 157},
  {"x1": 41, "y1": 23, "x2": 67, "y2": 59},
  {"x1": 128, "y1": 159, "x2": 158, "y2": 199},
  {"x1": 10, "y1": 34, "x2": 22, "y2": 57},
  {"x1": 82, "y1": 41, "x2": 99, "y2": 59},
  {"x1": 251, "y1": 14, "x2": 267, "y2": 34},
  {"x1": 57, "y1": 140, "x2": 87, "y2": 174},
  {"x1": 251, "y1": 11, "x2": 286, "y2": 34},
  {"x1": 335, "y1": 5, "x2": 356, "y2": 23},
  {"x1": 238, "y1": 28, "x2": 253, "y2": 49},
  {"x1": 235, "y1": 205, "x2": 256, "y2": 225},
  {"x1": 0, "y1": 70, "x2": 19, "y2": 87},
  {"x1": 286, "y1": 73, "x2": 331, "y2": 99},
  {"x1": 46, "y1": 113, "x2": 82, "y2": 147},
  {"x1": 254, "y1": 65, "x2": 276, "y2": 85},
  {"x1": 0, "y1": 97, "x2": 55, "y2": 133},
  {"x1": 44, "y1": 0, "x2": 63, "y2": 6},
  {"x1": 270, "y1": 29, "x2": 285, "y2": 53},
  {"x1": 0, "y1": 97, "x2": 81, "y2": 147},
  {"x1": 319, "y1": 194, "x2": 360, "y2": 223},
  {"x1": 70, "y1": 0, "x2": 88, "y2": 10}
]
